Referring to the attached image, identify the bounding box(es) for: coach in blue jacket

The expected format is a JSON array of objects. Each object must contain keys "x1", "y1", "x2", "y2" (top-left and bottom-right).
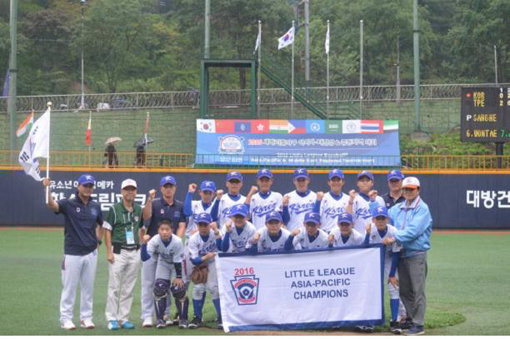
[{"x1": 384, "y1": 176, "x2": 432, "y2": 336}]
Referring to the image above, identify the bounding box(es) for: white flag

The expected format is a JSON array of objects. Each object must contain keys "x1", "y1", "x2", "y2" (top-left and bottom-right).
[
  {"x1": 18, "y1": 107, "x2": 50, "y2": 181},
  {"x1": 325, "y1": 25, "x2": 330, "y2": 54},
  {"x1": 278, "y1": 26, "x2": 295, "y2": 50},
  {"x1": 253, "y1": 30, "x2": 261, "y2": 54}
]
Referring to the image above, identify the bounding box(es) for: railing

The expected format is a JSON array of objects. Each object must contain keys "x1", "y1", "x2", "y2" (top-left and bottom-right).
[
  {"x1": 2, "y1": 150, "x2": 509, "y2": 171},
  {"x1": 1, "y1": 83, "x2": 507, "y2": 113}
]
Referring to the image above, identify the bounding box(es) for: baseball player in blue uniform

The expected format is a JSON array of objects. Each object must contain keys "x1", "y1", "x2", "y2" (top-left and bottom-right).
[
  {"x1": 349, "y1": 170, "x2": 385, "y2": 236},
  {"x1": 140, "y1": 175, "x2": 186, "y2": 327},
  {"x1": 282, "y1": 168, "x2": 318, "y2": 231},
  {"x1": 220, "y1": 204, "x2": 256, "y2": 253},
  {"x1": 364, "y1": 206, "x2": 406, "y2": 334},
  {"x1": 216, "y1": 171, "x2": 246, "y2": 228},
  {"x1": 183, "y1": 180, "x2": 220, "y2": 237},
  {"x1": 316, "y1": 169, "x2": 353, "y2": 233},
  {"x1": 328, "y1": 212, "x2": 364, "y2": 247},
  {"x1": 244, "y1": 168, "x2": 283, "y2": 230},
  {"x1": 285, "y1": 212, "x2": 329, "y2": 250},
  {"x1": 140, "y1": 219, "x2": 187, "y2": 329},
  {"x1": 248, "y1": 211, "x2": 292, "y2": 253},
  {"x1": 187, "y1": 213, "x2": 223, "y2": 329},
  {"x1": 43, "y1": 174, "x2": 103, "y2": 330}
]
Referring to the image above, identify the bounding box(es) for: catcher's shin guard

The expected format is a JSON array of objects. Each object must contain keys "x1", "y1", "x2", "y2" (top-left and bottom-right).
[
  {"x1": 154, "y1": 279, "x2": 170, "y2": 321},
  {"x1": 175, "y1": 297, "x2": 189, "y2": 321}
]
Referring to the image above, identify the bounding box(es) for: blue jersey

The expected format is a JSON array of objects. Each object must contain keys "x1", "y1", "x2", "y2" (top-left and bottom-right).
[
  {"x1": 57, "y1": 195, "x2": 103, "y2": 255},
  {"x1": 145, "y1": 198, "x2": 185, "y2": 236}
]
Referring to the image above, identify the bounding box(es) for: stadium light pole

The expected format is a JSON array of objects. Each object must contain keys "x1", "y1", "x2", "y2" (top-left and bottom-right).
[
  {"x1": 413, "y1": 0, "x2": 421, "y2": 132},
  {"x1": 79, "y1": 0, "x2": 86, "y2": 110},
  {"x1": 204, "y1": 0, "x2": 210, "y2": 59},
  {"x1": 359, "y1": 19, "x2": 363, "y2": 119},
  {"x1": 8, "y1": 0, "x2": 18, "y2": 160}
]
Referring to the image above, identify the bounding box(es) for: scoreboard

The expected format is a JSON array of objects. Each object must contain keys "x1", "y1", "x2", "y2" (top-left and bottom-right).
[{"x1": 460, "y1": 87, "x2": 510, "y2": 142}]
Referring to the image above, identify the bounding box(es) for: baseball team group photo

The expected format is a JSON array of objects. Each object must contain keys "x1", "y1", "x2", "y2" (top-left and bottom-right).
[{"x1": 1, "y1": 0, "x2": 510, "y2": 336}]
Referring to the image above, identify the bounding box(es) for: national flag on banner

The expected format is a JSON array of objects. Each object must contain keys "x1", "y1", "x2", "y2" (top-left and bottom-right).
[
  {"x1": 2, "y1": 69, "x2": 9, "y2": 97},
  {"x1": 16, "y1": 110, "x2": 34, "y2": 137},
  {"x1": 269, "y1": 120, "x2": 289, "y2": 133},
  {"x1": 342, "y1": 120, "x2": 361, "y2": 134},
  {"x1": 326, "y1": 120, "x2": 342, "y2": 133},
  {"x1": 278, "y1": 26, "x2": 295, "y2": 50},
  {"x1": 384, "y1": 120, "x2": 399, "y2": 131},
  {"x1": 306, "y1": 120, "x2": 325, "y2": 133},
  {"x1": 215, "y1": 120, "x2": 235, "y2": 133},
  {"x1": 325, "y1": 25, "x2": 330, "y2": 55},
  {"x1": 85, "y1": 114, "x2": 92, "y2": 146},
  {"x1": 197, "y1": 119, "x2": 216, "y2": 133},
  {"x1": 361, "y1": 120, "x2": 383, "y2": 133},
  {"x1": 253, "y1": 30, "x2": 261, "y2": 54},
  {"x1": 235, "y1": 121, "x2": 251, "y2": 133},
  {"x1": 288, "y1": 120, "x2": 306, "y2": 134},
  {"x1": 18, "y1": 107, "x2": 50, "y2": 181},
  {"x1": 251, "y1": 120, "x2": 269, "y2": 133}
]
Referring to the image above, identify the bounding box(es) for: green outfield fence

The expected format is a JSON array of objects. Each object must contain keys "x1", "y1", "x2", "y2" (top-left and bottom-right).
[{"x1": 2, "y1": 150, "x2": 510, "y2": 171}]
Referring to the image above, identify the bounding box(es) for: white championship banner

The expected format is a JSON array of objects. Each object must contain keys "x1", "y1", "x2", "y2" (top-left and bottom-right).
[{"x1": 216, "y1": 245, "x2": 385, "y2": 332}]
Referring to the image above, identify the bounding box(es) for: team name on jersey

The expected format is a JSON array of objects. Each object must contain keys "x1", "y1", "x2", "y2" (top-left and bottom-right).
[
  {"x1": 289, "y1": 202, "x2": 315, "y2": 214},
  {"x1": 252, "y1": 202, "x2": 278, "y2": 216}
]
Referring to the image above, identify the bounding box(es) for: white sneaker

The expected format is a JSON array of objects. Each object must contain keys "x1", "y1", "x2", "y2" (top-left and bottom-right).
[
  {"x1": 142, "y1": 318, "x2": 153, "y2": 328},
  {"x1": 80, "y1": 319, "x2": 95, "y2": 329},
  {"x1": 61, "y1": 320, "x2": 76, "y2": 330}
]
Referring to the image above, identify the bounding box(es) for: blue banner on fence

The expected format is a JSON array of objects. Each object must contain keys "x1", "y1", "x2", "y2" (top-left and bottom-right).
[{"x1": 195, "y1": 119, "x2": 401, "y2": 167}]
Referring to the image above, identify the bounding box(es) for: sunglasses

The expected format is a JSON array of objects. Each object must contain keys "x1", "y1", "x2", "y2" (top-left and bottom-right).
[
  {"x1": 375, "y1": 216, "x2": 387, "y2": 221},
  {"x1": 403, "y1": 187, "x2": 417, "y2": 192}
]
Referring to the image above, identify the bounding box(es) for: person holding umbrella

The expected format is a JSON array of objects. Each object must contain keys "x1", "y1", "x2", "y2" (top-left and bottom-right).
[{"x1": 104, "y1": 137, "x2": 121, "y2": 168}]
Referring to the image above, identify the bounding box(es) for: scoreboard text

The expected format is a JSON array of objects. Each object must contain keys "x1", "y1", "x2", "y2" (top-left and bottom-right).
[{"x1": 461, "y1": 87, "x2": 510, "y2": 142}]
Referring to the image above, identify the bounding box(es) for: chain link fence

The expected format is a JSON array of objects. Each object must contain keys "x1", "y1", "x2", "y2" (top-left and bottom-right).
[{"x1": 1, "y1": 83, "x2": 505, "y2": 113}]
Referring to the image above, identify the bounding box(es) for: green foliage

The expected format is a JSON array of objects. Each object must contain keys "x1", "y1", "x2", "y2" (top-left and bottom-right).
[
  {"x1": 400, "y1": 131, "x2": 494, "y2": 155},
  {"x1": 5, "y1": 0, "x2": 510, "y2": 94}
]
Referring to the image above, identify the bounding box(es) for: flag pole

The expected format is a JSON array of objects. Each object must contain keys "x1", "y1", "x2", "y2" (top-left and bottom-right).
[
  {"x1": 257, "y1": 20, "x2": 262, "y2": 118},
  {"x1": 45, "y1": 101, "x2": 52, "y2": 204},
  {"x1": 326, "y1": 20, "x2": 330, "y2": 116},
  {"x1": 291, "y1": 20, "x2": 295, "y2": 119}
]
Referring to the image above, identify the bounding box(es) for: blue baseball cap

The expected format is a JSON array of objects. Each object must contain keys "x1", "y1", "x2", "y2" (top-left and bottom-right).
[
  {"x1": 337, "y1": 212, "x2": 353, "y2": 224},
  {"x1": 257, "y1": 168, "x2": 273, "y2": 179},
  {"x1": 304, "y1": 212, "x2": 320, "y2": 225},
  {"x1": 266, "y1": 211, "x2": 283, "y2": 223},
  {"x1": 357, "y1": 170, "x2": 374, "y2": 181},
  {"x1": 200, "y1": 180, "x2": 216, "y2": 192},
  {"x1": 160, "y1": 175, "x2": 176, "y2": 186},
  {"x1": 387, "y1": 169, "x2": 404, "y2": 181},
  {"x1": 329, "y1": 169, "x2": 345, "y2": 180},
  {"x1": 229, "y1": 204, "x2": 248, "y2": 217},
  {"x1": 294, "y1": 168, "x2": 309, "y2": 179},
  {"x1": 372, "y1": 206, "x2": 389, "y2": 218},
  {"x1": 226, "y1": 171, "x2": 243, "y2": 182},
  {"x1": 78, "y1": 174, "x2": 95, "y2": 186},
  {"x1": 194, "y1": 212, "x2": 212, "y2": 224}
]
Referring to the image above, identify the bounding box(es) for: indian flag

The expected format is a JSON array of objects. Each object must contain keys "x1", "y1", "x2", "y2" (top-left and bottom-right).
[
  {"x1": 269, "y1": 120, "x2": 289, "y2": 133},
  {"x1": 16, "y1": 110, "x2": 34, "y2": 137},
  {"x1": 384, "y1": 120, "x2": 399, "y2": 131}
]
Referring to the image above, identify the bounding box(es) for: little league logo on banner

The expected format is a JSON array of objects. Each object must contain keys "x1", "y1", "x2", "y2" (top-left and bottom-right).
[
  {"x1": 230, "y1": 273, "x2": 260, "y2": 305},
  {"x1": 216, "y1": 245, "x2": 385, "y2": 332}
]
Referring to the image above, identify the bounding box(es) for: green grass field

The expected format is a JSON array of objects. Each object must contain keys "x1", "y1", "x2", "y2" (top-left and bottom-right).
[{"x1": 0, "y1": 229, "x2": 508, "y2": 335}]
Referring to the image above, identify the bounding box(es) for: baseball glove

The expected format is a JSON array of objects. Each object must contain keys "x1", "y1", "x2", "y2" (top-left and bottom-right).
[{"x1": 191, "y1": 263, "x2": 209, "y2": 284}]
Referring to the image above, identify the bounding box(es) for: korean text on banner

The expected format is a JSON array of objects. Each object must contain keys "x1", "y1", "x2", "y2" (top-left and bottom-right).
[{"x1": 216, "y1": 246, "x2": 385, "y2": 332}]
